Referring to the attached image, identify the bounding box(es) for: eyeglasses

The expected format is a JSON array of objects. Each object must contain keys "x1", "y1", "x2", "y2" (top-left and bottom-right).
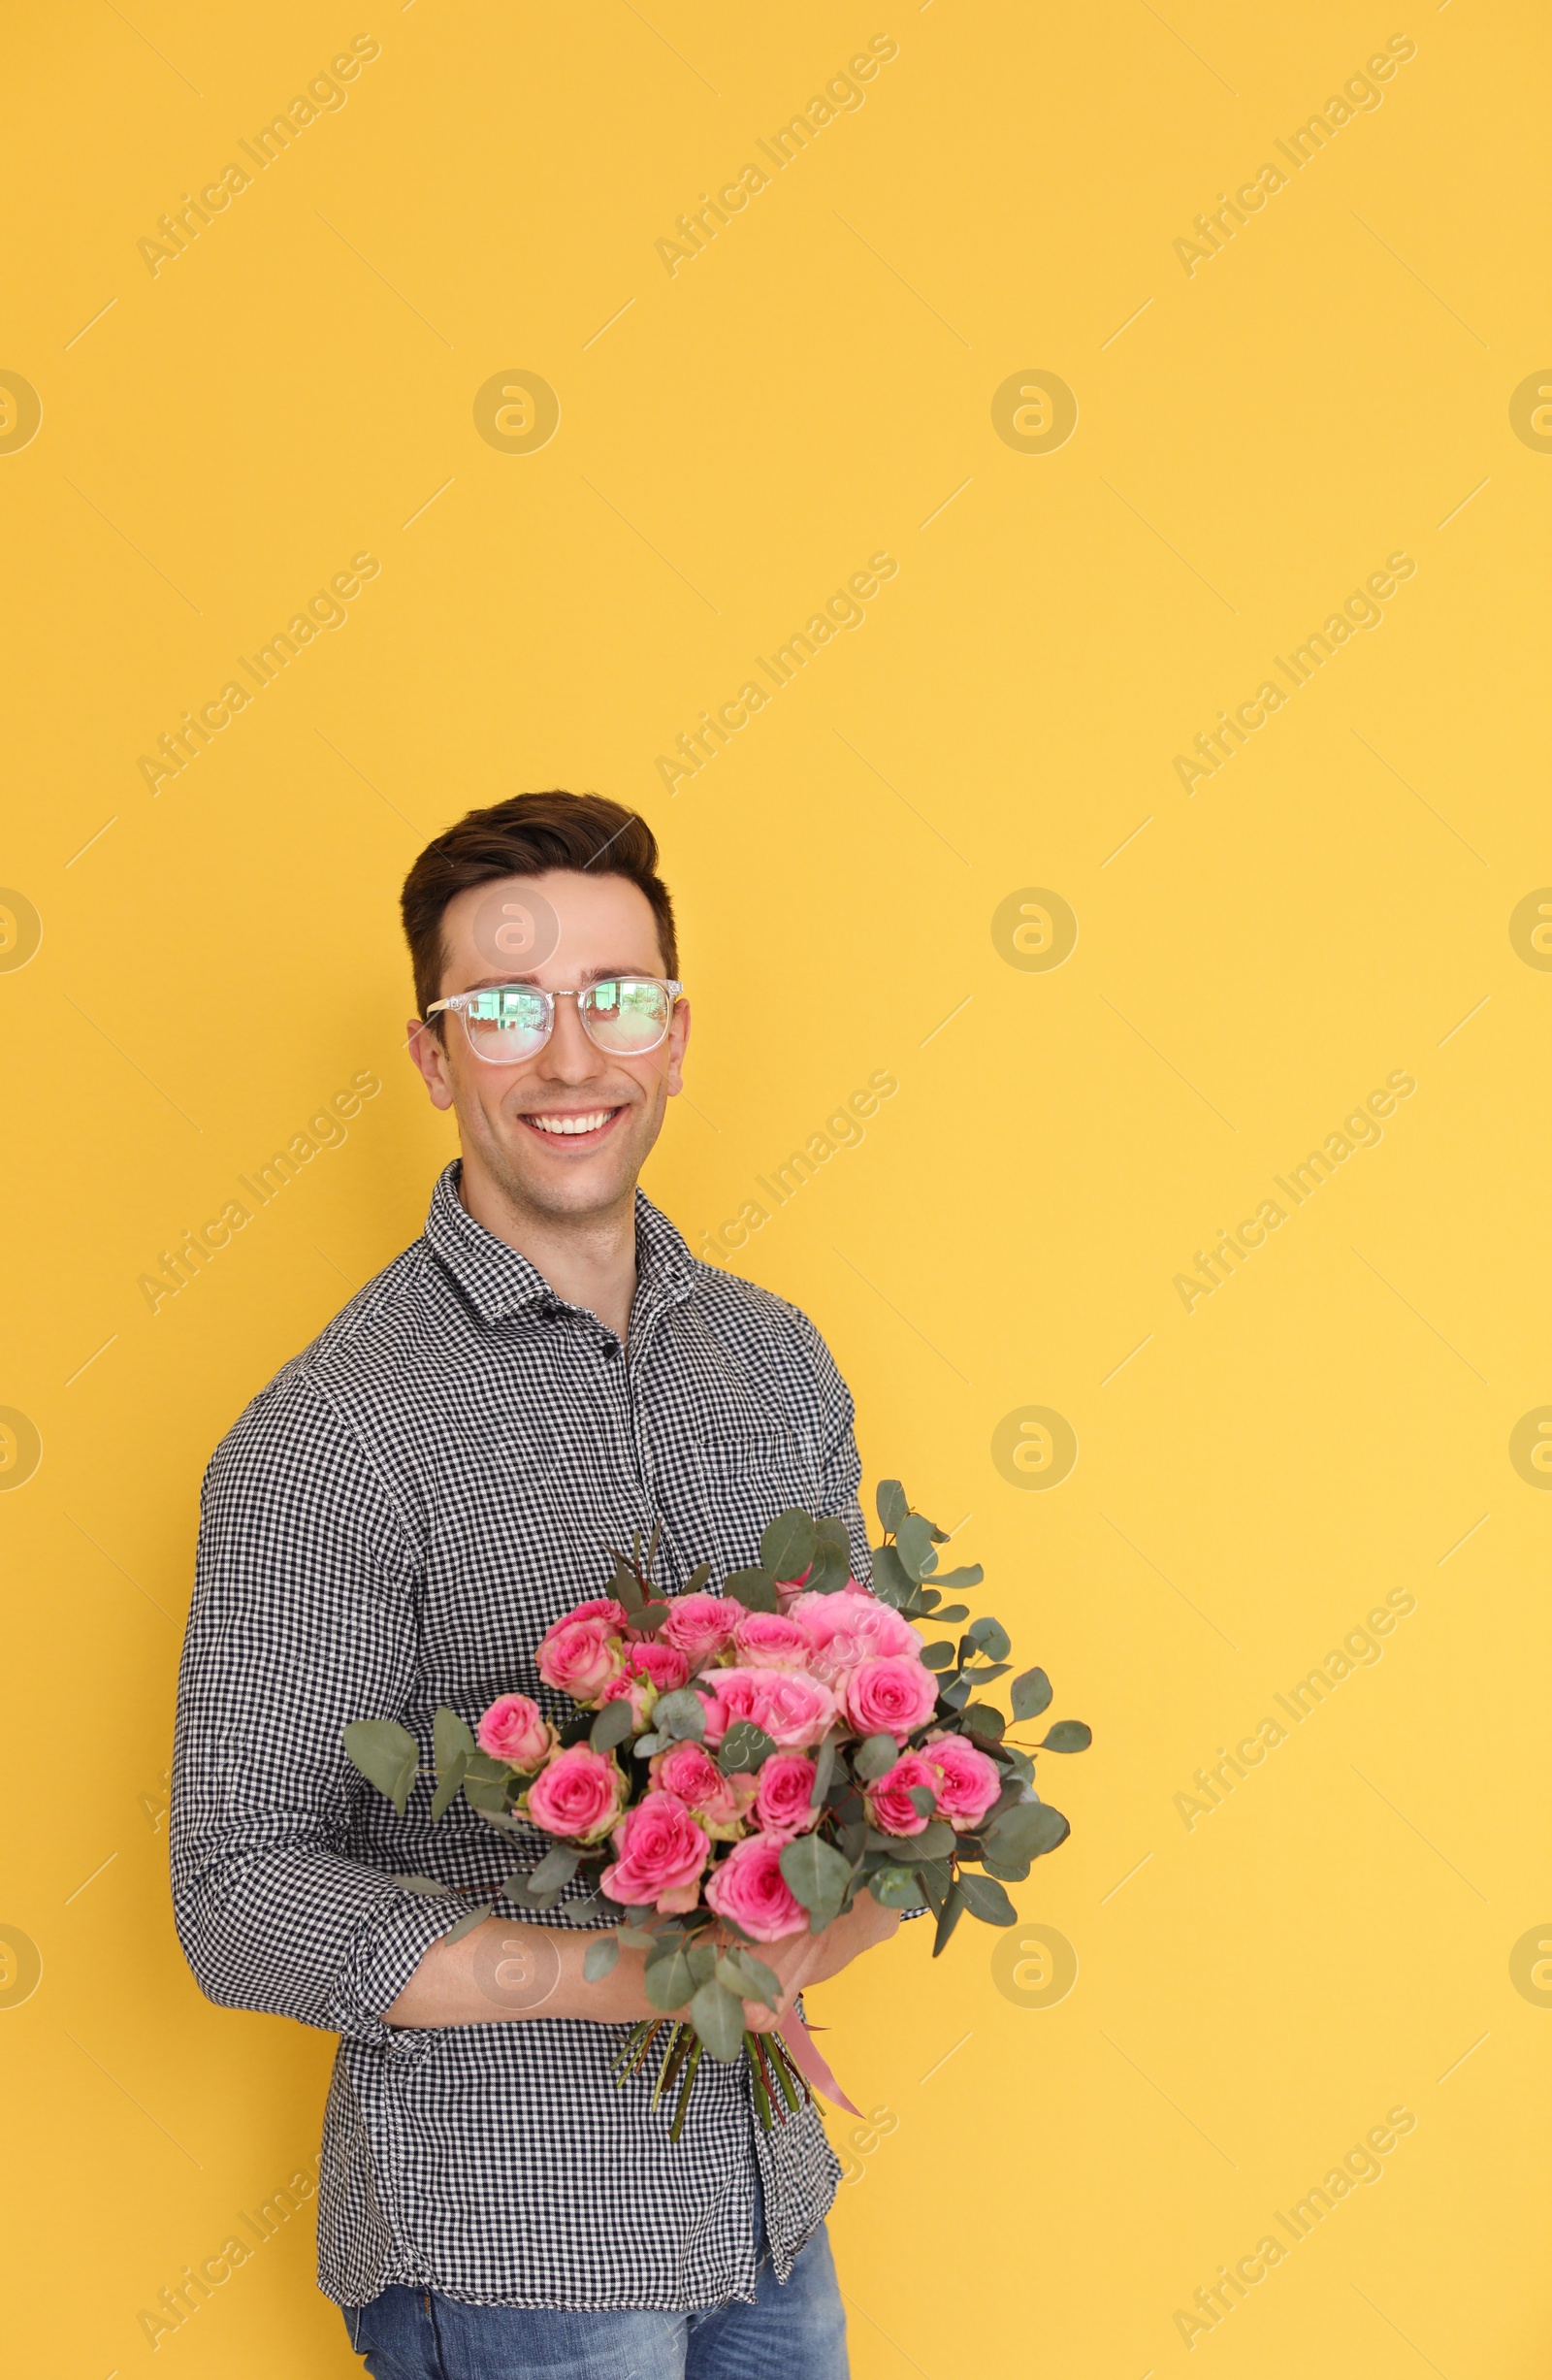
[{"x1": 426, "y1": 976, "x2": 685, "y2": 1064}]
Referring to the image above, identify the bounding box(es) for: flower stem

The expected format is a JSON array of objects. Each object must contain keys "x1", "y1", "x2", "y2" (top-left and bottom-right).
[
  {"x1": 746, "y1": 2032, "x2": 775, "y2": 2130},
  {"x1": 669, "y1": 2038, "x2": 705, "y2": 2142}
]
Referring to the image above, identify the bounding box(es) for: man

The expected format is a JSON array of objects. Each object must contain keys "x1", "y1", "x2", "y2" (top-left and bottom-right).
[{"x1": 170, "y1": 790, "x2": 898, "y2": 2378}]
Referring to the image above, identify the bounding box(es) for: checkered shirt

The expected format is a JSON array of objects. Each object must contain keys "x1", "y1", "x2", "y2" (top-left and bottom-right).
[{"x1": 169, "y1": 1162, "x2": 867, "y2": 2311}]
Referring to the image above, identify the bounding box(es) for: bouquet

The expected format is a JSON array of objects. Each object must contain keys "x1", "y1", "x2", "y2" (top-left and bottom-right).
[{"x1": 344, "y1": 1480, "x2": 1089, "y2": 2139}]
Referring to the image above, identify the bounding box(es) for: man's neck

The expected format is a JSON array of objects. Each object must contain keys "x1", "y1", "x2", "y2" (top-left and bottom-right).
[{"x1": 456, "y1": 1159, "x2": 639, "y2": 1342}]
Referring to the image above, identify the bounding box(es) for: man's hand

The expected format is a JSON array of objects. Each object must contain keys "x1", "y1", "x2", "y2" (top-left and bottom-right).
[{"x1": 741, "y1": 1892, "x2": 902, "y2": 2033}]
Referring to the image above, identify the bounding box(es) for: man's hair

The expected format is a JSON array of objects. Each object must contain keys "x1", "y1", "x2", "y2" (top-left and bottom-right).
[{"x1": 400, "y1": 791, "x2": 678, "y2": 1026}]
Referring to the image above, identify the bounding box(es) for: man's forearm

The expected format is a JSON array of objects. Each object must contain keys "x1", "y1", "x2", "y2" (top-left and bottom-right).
[{"x1": 381, "y1": 1914, "x2": 656, "y2": 2027}]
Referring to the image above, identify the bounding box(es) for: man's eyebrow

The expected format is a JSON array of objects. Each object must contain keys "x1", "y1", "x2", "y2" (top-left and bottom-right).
[{"x1": 462, "y1": 965, "x2": 653, "y2": 991}]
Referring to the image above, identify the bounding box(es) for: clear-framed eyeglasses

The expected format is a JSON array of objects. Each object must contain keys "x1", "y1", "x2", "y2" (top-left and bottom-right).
[{"x1": 426, "y1": 976, "x2": 685, "y2": 1064}]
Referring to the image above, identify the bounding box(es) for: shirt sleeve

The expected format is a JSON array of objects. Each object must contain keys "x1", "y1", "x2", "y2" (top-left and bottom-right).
[
  {"x1": 169, "y1": 1368, "x2": 467, "y2": 2057},
  {"x1": 788, "y1": 1309, "x2": 872, "y2": 1586}
]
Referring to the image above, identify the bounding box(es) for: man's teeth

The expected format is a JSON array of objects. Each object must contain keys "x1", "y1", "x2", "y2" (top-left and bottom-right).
[{"x1": 528, "y1": 1110, "x2": 614, "y2": 1135}]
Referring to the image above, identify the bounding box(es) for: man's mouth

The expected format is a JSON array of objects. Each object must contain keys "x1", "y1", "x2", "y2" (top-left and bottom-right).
[{"x1": 517, "y1": 1106, "x2": 624, "y2": 1148}]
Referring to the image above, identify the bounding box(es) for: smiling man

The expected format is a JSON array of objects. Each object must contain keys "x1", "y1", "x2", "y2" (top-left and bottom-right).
[{"x1": 170, "y1": 790, "x2": 895, "y2": 2379}]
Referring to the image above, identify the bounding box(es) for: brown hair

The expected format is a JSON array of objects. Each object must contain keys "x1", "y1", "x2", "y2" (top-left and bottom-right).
[{"x1": 400, "y1": 791, "x2": 678, "y2": 1026}]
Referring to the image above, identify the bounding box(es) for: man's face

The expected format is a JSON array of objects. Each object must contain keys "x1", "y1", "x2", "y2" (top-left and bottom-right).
[{"x1": 406, "y1": 869, "x2": 689, "y2": 1223}]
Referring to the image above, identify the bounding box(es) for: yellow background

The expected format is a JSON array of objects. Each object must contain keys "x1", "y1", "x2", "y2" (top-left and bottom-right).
[{"x1": 3, "y1": 1, "x2": 1549, "y2": 2371}]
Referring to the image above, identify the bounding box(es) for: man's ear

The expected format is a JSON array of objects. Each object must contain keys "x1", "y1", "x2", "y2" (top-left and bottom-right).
[
  {"x1": 406, "y1": 1018, "x2": 456, "y2": 1112},
  {"x1": 663, "y1": 997, "x2": 691, "y2": 1097}
]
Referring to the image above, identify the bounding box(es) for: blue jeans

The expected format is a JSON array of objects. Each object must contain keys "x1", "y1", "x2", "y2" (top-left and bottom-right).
[{"x1": 340, "y1": 2222, "x2": 847, "y2": 2378}]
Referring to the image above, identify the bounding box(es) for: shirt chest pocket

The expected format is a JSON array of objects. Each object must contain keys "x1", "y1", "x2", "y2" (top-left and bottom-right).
[{"x1": 693, "y1": 1426, "x2": 817, "y2": 1571}]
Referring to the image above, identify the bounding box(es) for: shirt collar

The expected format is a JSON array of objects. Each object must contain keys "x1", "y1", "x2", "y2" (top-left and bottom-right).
[{"x1": 423, "y1": 1160, "x2": 697, "y2": 1325}]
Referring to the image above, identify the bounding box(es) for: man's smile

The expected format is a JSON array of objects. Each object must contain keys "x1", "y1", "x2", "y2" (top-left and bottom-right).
[{"x1": 517, "y1": 1105, "x2": 627, "y2": 1147}]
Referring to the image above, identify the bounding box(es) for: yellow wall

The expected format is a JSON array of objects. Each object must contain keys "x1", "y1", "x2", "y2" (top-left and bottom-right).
[{"x1": 3, "y1": 3, "x2": 1549, "y2": 2371}]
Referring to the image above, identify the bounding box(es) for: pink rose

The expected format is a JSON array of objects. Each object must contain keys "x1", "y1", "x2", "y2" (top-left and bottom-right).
[
  {"x1": 702, "y1": 1830, "x2": 809, "y2": 1941},
  {"x1": 700, "y1": 1667, "x2": 837, "y2": 1754},
  {"x1": 648, "y1": 1740, "x2": 757, "y2": 1839},
  {"x1": 522, "y1": 1744, "x2": 626, "y2": 1843},
  {"x1": 474, "y1": 1692, "x2": 555, "y2": 1773},
  {"x1": 753, "y1": 1751, "x2": 821, "y2": 1838},
  {"x1": 627, "y1": 1642, "x2": 690, "y2": 1693},
  {"x1": 732, "y1": 1610, "x2": 817, "y2": 1670},
  {"x1": 598, "y1": 1638, "x2": 691, "y2": 1727},
  {"x1": 864, "y1": 1750, "x2": 940, "y2": 1838},
  {"x1": 566, "y1": 1598, "x2": 632, "y2": 1630},
  {"x1": 792, "y1": 1586, "x2": 921, "y2": 1685},
  {"x1": 923, "y1": 1730, "x2": 1002, "y2": 1829},
  {"x1": 659, "y1": 1592, "x2": 741, "y2": 1665},
  {"x1": 599, "y1": 1791, "x2": 711, "y2": 1914},
  {"x1": 536, "y1": 1614, "x2": 627, "y2": 1707},
  {"x1": 844, "y1": 1653, "x2": 938, "y2": 1742}
]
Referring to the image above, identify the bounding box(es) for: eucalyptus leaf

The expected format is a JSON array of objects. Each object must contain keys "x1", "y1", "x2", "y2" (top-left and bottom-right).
[
  {"x1": 607, "y1": 1553, "x2": 646, "y2": 1614},
  {"x1": 584, "y1": 1936, "x2": 621, "y2": 1981},
  {"x1": 922, "y1": 1641, "x2": 957, "y2": 1672},
  {"x1": 959, "y1": 1872, "x2": 1018, "y2": 1926},
  {"x1": 343, "y1": 1719, "x2": 419, "y2": 1816},
  {"x1": 760, "y1": 1508, "x2": 817, "y2": 1582},
  {"x1": 430, "y1": 1753, "x2": 470, "y2": 1823},
  {"x1": 687, "y1": 1940, "x2": 717, "y2": 1987},
  {"x1": 961, "y1": 1704, "x2": 1006, "y2": 1744},
  {"x1": 931, "y1": 1880, "x2": 966, "y2": 1958},
  {"x1": 930, "y1": 1565, "x2": 984, "y2": 1589},
  {"x1": 939, "y1": 1678, "x2": 972, "y2": 1712},
  {"x1": 966, "y1": 1615, "x2": 1011, "y2": 1661},
  {"x1": 683, "y1": 1561, "x2": 712, "y2": 1595},
  {"x1": 894, "y1": 1514, "x2": 938, "y2": 1583},
  {"x1": 913, "y1": 1819, "x2": 956, "y2": 1859},
  {"x1": 981, "y1": 1851, "x2": 1032, "y2": 1882},
  {"x1": 810, "y1": 1738, "x2": 836, "y2": 1807},
  {"x1": 1010, "y1": 1667, "x2": 1053, "y2": 1722},
  {"x1": 717, "y1": 1948, "x2": 779, "y2": 2008},
  {"x1": 907, "y1": 1784, "x2": 936, "y2": 1817},
  {"x1": 633, "y1": 1733, "x2": 665, "y2": 1759},
  {"x1": 869, "y1": 1864, "x2": 929, "y2": 1908},
  {"x1": 779, "y1": 1833, "x2": 852, "y2": 1924},
  {"x1": 1041, "y1": 1719, "x2": 1093, "y2": 1753},
  {"x1": 806, "y1": 1516, "x2": 852, "y2": 1594},
  {"x1": 717, "y1": 1721, "x2": 777, "y2": 1773},
  {"x1": 590, "y1": 1700, "x2": 635, "y2": 1751},
  {"x1": 930, "y1": 1604, "x2": 971, "y2": 1623},
  {"x1": 723, "y1": 1567, "x2": 778, "y2": 1614},
  {"x1": 852, "y1": 1732, "x2": 899, "y2": 1781},
  {"x1": 643, "y1": 1941, "x2": 698, "y2": 2011},
  {"x1": 654, "y1": 1688, "x2": 707, "y2": 1744},
  {"x1": 530, "y1": 1846, "x2": 580, "y2": 1892},
  {"x1": 616, "y1": 1925, "x2": 658, "y2": 1948},
  {"x1": 390, "y1": 1874, "x2": 453, "y2": 1897},
  {"x1": 442, "y1": 1902, "x2": 494, "y2": 1945},
  {"x1": 689, "y1": 1977, "x2": 746, "y2": 2062},
  {"x1": 986, "y1": 1800, "x2": 1071, "y2": 1863},
  {"x1": 433, "y1": 1706, "x2": 476, "y2": 1772},
  {"x1": 635, "y1": 1602, "x2": 671, "y2": 1634},
  {"x1": 875, "y1": 1479, "x2": 909, "y2": 1534},
  {"x1": 868, "y1": 1546, "x2": 913, "y2": 1607}
]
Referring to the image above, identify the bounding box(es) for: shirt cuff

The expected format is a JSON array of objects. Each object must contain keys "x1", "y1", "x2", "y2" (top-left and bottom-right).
[{"x1": 324, "y1": 1887, "x2": 479, "y2": 2059}]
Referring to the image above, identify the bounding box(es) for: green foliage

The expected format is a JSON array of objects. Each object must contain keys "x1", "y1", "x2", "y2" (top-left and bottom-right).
[
  {"x1": 779, "y1": 1834, "x2": 852, "y2": 1928},
  {"x1": 590, "y1": 1700, "x2": 634, "y2": 1751},
  {"x1": 893, "y1": 1514, "x2": 938, "y2": 1581},
  {"x1": 584, "y1": 1936, "x2": 620, "y2": 1981},
  {"x1": 875, "y1": 1479, "x2": 909, "y2": 1534},
  {"x1": 868, "y1": 1864, "x2": 930, "y2": 1908},
  {"x1": 717, "y1": 1947, "x2": 779, "y2": 2009},
  {"x1": 343, "y1": 1719, "x2": 419, "y2": 1815},
  {"x1": 868, "y1": 1546, "x2": 913, "y2": 1607},
  {"x1": 717, "y1": 1721, "x2": 777, "y2": 1773},
  {"x1": 1010, "y1": 1667, "x2": 1052, "y2": 1721},
  {"x1": 961, "y1": 1703, "x2": 1006, "y2": 1744},
  {"x1": 959, "y1": 1873, "x2": 1018, "y2": 1926},
  {"x1": 643, "y1": 1940, "x2": 698, "y2": 2011},
  {"x1": 931, "y1": 1880, "x2": 966, "y2": 1957},
  {"x1": 965, "y1": 1615, "x2": 1011, "y2": 1662},
  {"x1": 654, "y1": 1689, "x2": 707, "y2": 1743},
  {"x1": 922, "y1": 1641, "x2": 956, "y2": 1671},
  {"x1": 390, "y1": 1874, "x2": 451, "y2": 1896},
  {"x1": 1040, "y1": 1719, "x2": 1093, "y2": 1753},
  {"x1": 808, "y1": 1515, "x2": 852, "y2": 1593},
  {"x1": 690, "y1": 1977, "x2": 746, "y2": 2061},
  {"x1": 443, "y1": 1902, "x2": 494, "y2": 1944},
  {"x1": 760, "y1": 1509, "x2": 817, "y2": 1582},
  {"x1": 853, "y1": 1732, "x2": 899, "y2": 1780},
  {"x1": 986, "y1": 1800, "x2": 1071, "y2": 1863},
  {"x1": 723, "y1": 1567, "x2": 778, "y2": 1614}
]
